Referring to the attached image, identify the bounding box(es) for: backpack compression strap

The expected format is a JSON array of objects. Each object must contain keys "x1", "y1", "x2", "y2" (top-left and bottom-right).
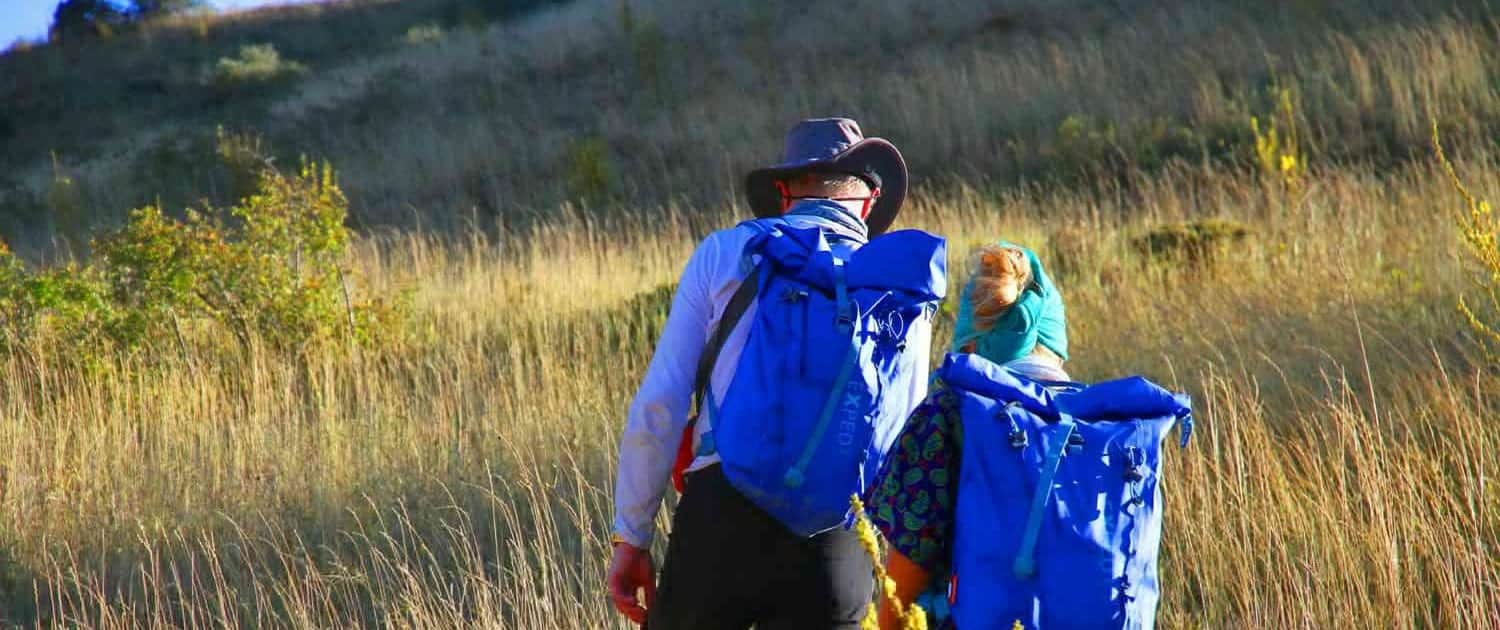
[
  {"x1": 781, "y1": 257, "x2": 857, "y2": 489},
  {"x1": 1012, "y1": 412, "x2": 1078, "y2": 579}
]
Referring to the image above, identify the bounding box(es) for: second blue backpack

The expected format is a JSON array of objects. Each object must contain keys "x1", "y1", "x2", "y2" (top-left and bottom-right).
[
  {"x1": 707, "y1": 223, "x2": 946, "y2": 536},
  {"x1": 939, "y1": 352, "x2": 1193, "y2": 630}
]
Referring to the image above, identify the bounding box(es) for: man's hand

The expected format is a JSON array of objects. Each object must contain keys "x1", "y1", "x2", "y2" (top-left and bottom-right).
[{"x1": 607, "y1": 540, "x2": 656, "y2": 624}]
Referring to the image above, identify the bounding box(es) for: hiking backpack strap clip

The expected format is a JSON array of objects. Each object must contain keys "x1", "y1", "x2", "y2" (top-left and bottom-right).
[{"x1": 1012, "y1": 412, "x2": 1078, "y2": 579}]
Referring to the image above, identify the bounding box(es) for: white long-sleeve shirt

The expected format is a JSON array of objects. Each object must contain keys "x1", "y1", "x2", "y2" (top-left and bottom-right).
[{"x1": 611, "y1": 209, "x2": 932, "y2": 548}]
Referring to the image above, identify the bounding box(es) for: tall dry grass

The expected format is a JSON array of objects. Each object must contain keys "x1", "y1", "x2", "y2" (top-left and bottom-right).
[
  {"x1": 3, "y1": 0, "x2": 1500, "y2": 627},
  {"x1": 3, "y1": 147, "x2": 1498, "y2": 626}
]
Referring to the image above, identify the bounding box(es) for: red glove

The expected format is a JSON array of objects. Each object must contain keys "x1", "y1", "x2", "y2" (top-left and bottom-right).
[{"x1": 607, "y1": 540, "x2": 656, "y2": 625}]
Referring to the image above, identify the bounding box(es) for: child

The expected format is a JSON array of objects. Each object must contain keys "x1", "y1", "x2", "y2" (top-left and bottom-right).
[{"x1": 869, "y1": 242, "x2": 1070, "y2": 629}]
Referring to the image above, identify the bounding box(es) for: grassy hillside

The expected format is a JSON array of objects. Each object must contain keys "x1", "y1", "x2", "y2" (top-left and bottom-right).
[
  {"x1": 7, "y1": 0, "x2": 1500, "y2": 243},
  {"x1": 0, "y1": 0, "x2": 1498, "y2": 627},
  {"x1": 0, "y1": 0, "x2": 565, "y2": 251}
]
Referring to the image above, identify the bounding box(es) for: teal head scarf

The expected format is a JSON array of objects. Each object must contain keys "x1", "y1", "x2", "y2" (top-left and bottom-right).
[{"x1": 951, "y1": 243, "x2": 1069, "y2": 364}]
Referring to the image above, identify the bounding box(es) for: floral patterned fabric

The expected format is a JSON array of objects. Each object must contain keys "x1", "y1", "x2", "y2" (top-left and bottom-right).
[{"x1": 869, "y1": 384, "x2": 965, "y2": 578}]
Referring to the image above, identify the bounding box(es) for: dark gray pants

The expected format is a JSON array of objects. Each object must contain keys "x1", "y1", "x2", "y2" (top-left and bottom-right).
[{"x1": 647, "y1": 465, "x2": 873, "y2": 630}]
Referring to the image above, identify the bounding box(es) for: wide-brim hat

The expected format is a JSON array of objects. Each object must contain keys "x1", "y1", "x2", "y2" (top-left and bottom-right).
[{"x1": 744, "y1": 118, "x2": 908, "y2": 237}]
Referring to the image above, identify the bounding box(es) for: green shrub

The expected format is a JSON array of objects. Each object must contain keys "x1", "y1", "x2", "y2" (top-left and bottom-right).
[
  {"x1": 1053, "y1": 114, "x2": 1118, "y2": 176},
  {"x1": 0, "y1": 243, "x2": 31, "y2": 344},
  {"x1": 565, "y1": 137, "x2": 614, "y2": 202},
  {"x1": 210, "y1": 44, "x2": 306, "y2": 87},
  {"x1": 1132, "y1": 219, "x2": 1251, "y2": 267},
  {"x1": 0, "y1": 160, "x2": 403, "y2": 356},
  {"x1": 0, "y1": 242, "x2": 111, "y2": 351},
  {"x1": 93, "y1": 205, "x2": 216, "y2": 346},
  {"x1": 403, "y1": 23, "x2": 445, "y2": 45},
  {"x1": 49, "y1": 0, "x2": 125, "y2": 42}
]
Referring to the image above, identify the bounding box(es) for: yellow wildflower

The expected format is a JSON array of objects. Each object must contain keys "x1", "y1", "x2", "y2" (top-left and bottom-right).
[{"x1": 851, "y1": 495, "x2": 928, "y2": 630}]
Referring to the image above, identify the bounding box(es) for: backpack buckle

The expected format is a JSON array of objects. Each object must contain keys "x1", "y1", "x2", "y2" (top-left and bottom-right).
[
  {"x1": 1003, "y1": 404, "x2": 1027, "y2": 449},
  {"x1": 1123, "y1": 446, "x2": 1145, "y2": 481},
  {"x1": 1065, "y1": 432, "x2": 1085, "y2": 454}
]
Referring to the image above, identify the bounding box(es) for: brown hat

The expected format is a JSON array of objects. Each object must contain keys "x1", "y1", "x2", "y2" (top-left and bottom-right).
[{"x1": 743, "y1": 118, "x2": 908, "y2": 237}]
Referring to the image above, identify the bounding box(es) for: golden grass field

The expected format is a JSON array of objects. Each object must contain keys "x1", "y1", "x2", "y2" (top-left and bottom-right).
[
  {"x1": 6, "y1": 156, "x2": 1498, "y2": 627},
  {"x1": 2, "y1": 0, "x2": 1499, "y2": 628}
]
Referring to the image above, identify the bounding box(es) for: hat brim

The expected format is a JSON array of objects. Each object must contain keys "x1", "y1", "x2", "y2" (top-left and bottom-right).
[{"x1": 743, "y1": 137, "x2": 908, "y2": 237}]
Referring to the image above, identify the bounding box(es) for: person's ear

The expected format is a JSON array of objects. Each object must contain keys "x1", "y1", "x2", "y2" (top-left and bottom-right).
[{"x1": 775, "y1": 180, "x2": 792, "y2": 213}]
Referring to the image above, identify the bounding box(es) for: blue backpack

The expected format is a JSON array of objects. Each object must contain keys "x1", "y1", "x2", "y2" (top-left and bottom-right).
[
  {"x1": 703, "y1": 222, "x2": 946, "y2": 536},
  {"x1": 938, "y1": 353, "x2": 1192, "y2": 630}
]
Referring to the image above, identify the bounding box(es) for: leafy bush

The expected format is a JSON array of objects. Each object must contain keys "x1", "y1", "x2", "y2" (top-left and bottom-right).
[
  {"x1": 565, "y1": 137, "x2": 615, "y2": 202},
  {"x1": 0, "y1": 244, "x2": 111, "y2": 352},
  {"x1": 49, "y1": 0, "x2": 125, "y2": 42},
  {"x1": 403, "y1": 23, "x2": 445, "y2": 45},
  {"x1": 1053, "y1": 114, "x2": 1119, "y2": 177},
  {"x1": 0, "y1": 243, "x2": 35, "y2": 344},
  {"x1": 0, "y1": 160, "x2": 403, "y2": 356},
  {"x1": 210, "y1": 44, "x2": 306, "y2": 87},
  {"x1": 1132, "y1": 219, "x2": 1251, "y2": 267}
]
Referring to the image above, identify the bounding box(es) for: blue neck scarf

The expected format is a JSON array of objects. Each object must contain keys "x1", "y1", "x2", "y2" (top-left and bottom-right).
[{"x1": 781, "y1": 199, "x2": 869, "y2": 243}]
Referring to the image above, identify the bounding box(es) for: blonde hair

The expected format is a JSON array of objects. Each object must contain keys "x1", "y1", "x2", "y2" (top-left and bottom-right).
[{"x1": 967, "y1": 244, "x2": 1032, "y2": 333}]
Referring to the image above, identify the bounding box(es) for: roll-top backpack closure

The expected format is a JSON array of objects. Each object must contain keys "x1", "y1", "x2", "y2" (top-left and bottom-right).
[
  {"x1": 940, "y1": 352, "x2": 1192, "y2": 630},
  {"x1": 749, "y1": 225, "x2": 946, "y2": 305}
]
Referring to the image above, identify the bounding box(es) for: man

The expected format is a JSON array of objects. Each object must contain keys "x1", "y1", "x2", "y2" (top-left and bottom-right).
[{"x1": 607, "y1": 118, "x2": 933, "y2": 629}]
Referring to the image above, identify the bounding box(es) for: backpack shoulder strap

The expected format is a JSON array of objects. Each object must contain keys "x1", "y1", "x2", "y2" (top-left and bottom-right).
[
  {"x1": 694, "y1": 265, "x2": 761, "y2": 408},
  {"x1": 694, "y1": 221, "x2": 779, "y2": 405}
]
